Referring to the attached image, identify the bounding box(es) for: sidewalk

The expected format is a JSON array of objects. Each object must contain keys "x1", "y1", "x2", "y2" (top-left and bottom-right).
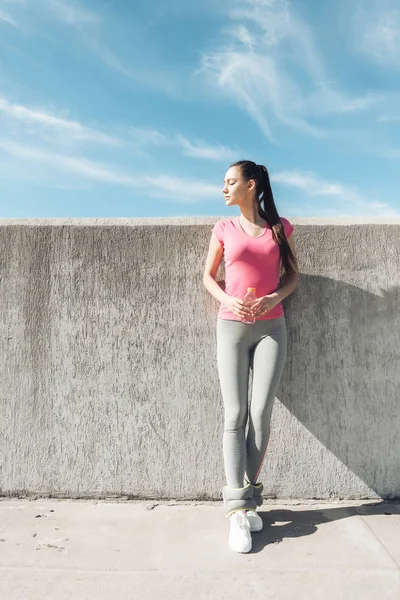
[{"x1": 0, "y1": 498, "x2": 399, "y2": 599}]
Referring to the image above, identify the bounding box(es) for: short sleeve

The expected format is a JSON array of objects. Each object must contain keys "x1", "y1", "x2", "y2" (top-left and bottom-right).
[
  {"x1": 281, "y1": 217, "x2": 294, "y2": 238},
  {"x1": 212, "y1": 220, "x2": 225, "y2": 247}
]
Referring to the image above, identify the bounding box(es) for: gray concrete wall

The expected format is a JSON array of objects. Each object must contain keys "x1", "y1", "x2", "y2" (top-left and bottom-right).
[{"x1": 0, "y1": 217, "x2": 399, "y2": 500}]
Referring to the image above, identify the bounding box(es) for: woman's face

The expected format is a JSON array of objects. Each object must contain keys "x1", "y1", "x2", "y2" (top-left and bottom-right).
[{"x1": 221, "y1": 166, "x2": 255, "y2": 207}]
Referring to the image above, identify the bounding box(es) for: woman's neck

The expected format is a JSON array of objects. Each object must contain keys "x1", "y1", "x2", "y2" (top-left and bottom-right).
[{"x1": 239, "y1": 205, "x2": 265, "y2": 227}]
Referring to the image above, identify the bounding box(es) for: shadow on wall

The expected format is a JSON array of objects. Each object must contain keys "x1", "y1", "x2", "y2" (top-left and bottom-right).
[{"x1": 259, "y1": 274, "x2": 400, "y2": 500}]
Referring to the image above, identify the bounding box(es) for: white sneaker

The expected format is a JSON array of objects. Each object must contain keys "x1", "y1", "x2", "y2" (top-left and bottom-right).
[
  {"x1": 245, "y1": 510, "x2": 263, "y2": 532},
  {"x1": 228, "y1": 510, "x2": 252, "y2": 553}
]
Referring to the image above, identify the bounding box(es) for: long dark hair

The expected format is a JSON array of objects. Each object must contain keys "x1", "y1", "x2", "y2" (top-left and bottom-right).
[{"x1": 229, "y1": 160, "x2": 298, "y2": 278}]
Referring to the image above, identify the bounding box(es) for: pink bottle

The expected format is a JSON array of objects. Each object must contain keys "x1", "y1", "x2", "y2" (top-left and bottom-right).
[{"x1": 242, "y1": 287, "x2": 257, "y2": 324}]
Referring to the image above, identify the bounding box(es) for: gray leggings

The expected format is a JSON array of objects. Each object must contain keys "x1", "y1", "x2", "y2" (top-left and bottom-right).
[{"x1": 216, "y1": 315, "x2": 287, "y2": 490}]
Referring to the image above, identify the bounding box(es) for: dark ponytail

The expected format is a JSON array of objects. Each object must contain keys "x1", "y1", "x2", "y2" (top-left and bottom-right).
[{"x1": 229, "y1": 160, "x2": 298, "y2": 279}]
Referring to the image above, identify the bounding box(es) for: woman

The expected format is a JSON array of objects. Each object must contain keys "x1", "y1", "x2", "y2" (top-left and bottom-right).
[{"x1": 203, "y1": 160, "x2": 299, "y2": 553}]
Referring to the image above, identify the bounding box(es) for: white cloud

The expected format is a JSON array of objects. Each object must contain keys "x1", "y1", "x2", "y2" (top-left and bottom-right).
[
  {"x1": 198, "y1": 0, "x2": 390, "y2": 141},
  {"x1": 353, "y1": 3, "x2": 400, "y2": 69},
  {"x1": 377, "y1": 115, "x2": 400, "y2": 122},
  {"x1": 0, "y1": 0, "x2": 193, "y2": 101},
  {"x1": 174, "y1": 134, "x2": 240, "y2": 161},
  {"x1": 236, "y1": 25, "x2": 255, "y2": 51},
  {"x1": 0, "y1": 97, "x2": 121, "y2": 145},
  {"x1": 0, "y1": 0, "x2": 99, "y2": 30},
  {"x1": 373, "y1": 146, "x2": 400, "y2": 160},
  {"x1": 0, "y1": 95, "x2": 241, "y2": 162},
  {"x1": 41, "y1": 0, "x2": 99, "y2": 26},
  {"x1": 0, "y1": 8, "x2": 19, "y2": 27},
  {"x1": 271, "y1": 170, "x2": 400, "y2": 217},
  {"x1": 128, "y1": 126, "x2": 170, "y2": 147},
  {"x1": 333, "y1": 94, "x2": 384, "y2": 114},
  {"x1": 128, "y1": 125, "x2": 240, "y2": 161},
  {"x1": 0, "y1": 140, "x2": 221, "y2": 202},
  {"x1": 82, "y1": 34, "x2": 185, "y2": 99}
]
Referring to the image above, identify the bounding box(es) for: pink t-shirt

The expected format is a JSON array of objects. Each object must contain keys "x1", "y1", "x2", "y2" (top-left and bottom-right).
[{"x1": 212, "y1": 216, "x2": 294, "y2": 322}]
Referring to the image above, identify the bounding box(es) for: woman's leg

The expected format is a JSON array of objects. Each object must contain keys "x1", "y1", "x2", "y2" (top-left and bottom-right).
[
  {"x1": 245, "y1": 316, "x2": 287, "y2": 485},
  {"x1": 216, "y1": 319, "x2": 251, "y2": 489}
]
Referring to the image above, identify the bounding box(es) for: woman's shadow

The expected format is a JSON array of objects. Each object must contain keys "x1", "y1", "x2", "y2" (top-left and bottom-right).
[
  {"x1": 277, "y1": 274, "x2": 400, "y2": 500},
  {"x1": 250, "y1": 500, "x2": 399, "y2": 553}
]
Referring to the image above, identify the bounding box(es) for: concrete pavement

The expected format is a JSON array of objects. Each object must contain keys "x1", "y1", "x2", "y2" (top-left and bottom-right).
[{"x1": 0, "y1": 498, "x2": 399, "y2": 599}]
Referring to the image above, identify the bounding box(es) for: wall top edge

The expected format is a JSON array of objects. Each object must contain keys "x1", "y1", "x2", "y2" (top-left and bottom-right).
[{"x1": 1, "y1": 216, "x2": 400, "y2": 226}]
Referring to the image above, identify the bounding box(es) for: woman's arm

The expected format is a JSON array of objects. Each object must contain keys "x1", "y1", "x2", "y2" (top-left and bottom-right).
[{"x1": 203, "y1": 233, "x2": 231, "y2": 305}]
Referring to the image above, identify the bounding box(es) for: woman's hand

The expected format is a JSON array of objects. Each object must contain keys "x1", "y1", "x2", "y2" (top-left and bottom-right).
[
  {"x1": 249, "y1": 294, "x2": 279, "y2": 318},
  {"x1": 224, "y1": 296, "x2": 254, "y2": 319}
]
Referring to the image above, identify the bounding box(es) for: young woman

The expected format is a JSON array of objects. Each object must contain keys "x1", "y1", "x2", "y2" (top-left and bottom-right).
[{"x1": 203, "y1": 160, "x2": 299, "y2": 553}]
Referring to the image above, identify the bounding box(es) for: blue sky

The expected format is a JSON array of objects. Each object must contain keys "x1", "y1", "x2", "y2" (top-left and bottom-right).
[{"x1": 1, "y1": 0, "x2": 400, "y2": 218}]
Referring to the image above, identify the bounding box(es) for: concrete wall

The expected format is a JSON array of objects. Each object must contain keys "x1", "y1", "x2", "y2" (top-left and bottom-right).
[{"x1": 0, "y1": 217, "x2": 399, "y2": 500}]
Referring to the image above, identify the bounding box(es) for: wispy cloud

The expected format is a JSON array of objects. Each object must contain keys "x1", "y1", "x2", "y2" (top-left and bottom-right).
[
  {"x1": 0, "y1": 97, "x2": 121, "y2": 145},
  {"x1": 377, "y1": 115, "x2": 400, "y2": 123},
  {"x1": 176, "y1": 135, "x2": 239, "y2": 161},
  {"x1": 373, "y1": 146, "x2": 400, "y2": 161},
  {"x1": 128, "y1": 126, "x2": 168, "y2": 147},
  {"x1": 352, "y1": 2, "x2": 400, "y2": 70},
  {"x1": 0, "y1": 9, "x2": 19, "y2": 27},
  {"x1": 81, "y1": 29, "x2": 186, "y2": 99},
  {"x1": 41, "y1": 0, "x2": 99, "y2": 26},
  {"x1": 0, "y1": 0, "x2": 99, "y2": 32},
  {"x1": 333, "y1": 94, "x2": 385, "y2": 114},
  {"x1": 128, "y1": 125, "x2": 240, "y2": 161},
  {"x1": 198, "y1": 0, "x2": 391, "y2": 142},
  {"x1": 0, "y1": 140, "x2": 221, "y2": 202},
  {"x1": 1, "y1": 0, "x2": 189, "y2": 99},
  {"x1": 0, "y1": 95, "x2": 241, "y2": 161},
  {"x1": 271, "y1": 170, "x2": 400, "y2": 217},
  {"x1": 22, "y1": 1, "x2": 185, "y2": 98}
]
